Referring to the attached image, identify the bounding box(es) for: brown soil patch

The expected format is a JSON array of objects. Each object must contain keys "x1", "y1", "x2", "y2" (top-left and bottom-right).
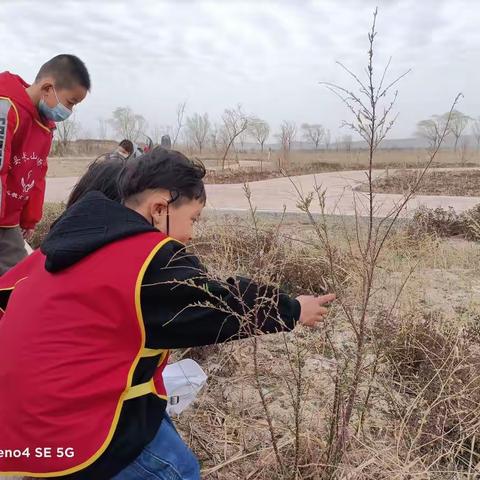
[{"x1": 360, "y1": 169, "x2": 480, "y2": 196}]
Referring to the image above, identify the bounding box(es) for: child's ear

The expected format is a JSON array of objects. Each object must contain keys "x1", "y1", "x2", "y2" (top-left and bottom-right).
[
  {"x1": 150, "y1": 197, "x2": 169, "y2": 217},
  {"x1": 38, "y1": 77, "x2": 55, "y2": 95}
]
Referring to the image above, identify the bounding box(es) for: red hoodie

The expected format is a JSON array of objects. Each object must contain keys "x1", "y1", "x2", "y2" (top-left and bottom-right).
[{"x1": 0, "y1": 72, "x2": 55, "y2": 229}]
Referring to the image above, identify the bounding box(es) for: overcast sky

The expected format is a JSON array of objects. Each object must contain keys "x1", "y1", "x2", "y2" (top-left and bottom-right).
[{"x1": 1, "y1": 0, "x2": 479, "y2": 141}]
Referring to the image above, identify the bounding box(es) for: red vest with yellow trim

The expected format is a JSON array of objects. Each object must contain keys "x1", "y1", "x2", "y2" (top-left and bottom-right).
[
  {"x1": 0, "y1": 72, "x2": 55, "y2": 229},
  {"x1": 0, "y1": 231, "x2": 170, "y2": 477}
]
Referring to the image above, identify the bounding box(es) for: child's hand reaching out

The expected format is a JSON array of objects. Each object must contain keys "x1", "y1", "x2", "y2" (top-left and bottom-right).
[{"x1": 296, "y1": 293, "x2": 336, "y2": 328}]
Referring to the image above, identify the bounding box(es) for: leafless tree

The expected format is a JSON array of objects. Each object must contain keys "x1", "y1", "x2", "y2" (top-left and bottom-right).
[
  {"x1": 136, "y1": 116, "x2": 148, "y2": 143},
  {"x1": 55, "y1": 116, "x2": 81, "y2": 155},
  {"x1": 278, "y1": 121, "x2": 297, "y2": 152},
  {"x1": 109, "y1": 107, "x2": 148, "y2": 143},
  {"x1": 97, "y1": 118, "x2": 108, "y2": 140},
  {"x1": 416, "y1": 115, "x2": 448, "y2": 150},
  {"x1": 172, "y1": 101, "x2": 187, "y2": 148},
  {"x1": 301, "y1": 123, "x2": 324, "y2": 149},
  {"x1": 150, "y1": 124, "x2": 162, "y2": 145},
  {"x1": 185, "y1": 113, "x2": 211, "y2": 153},
  {"x1": 237, "y1": 129, "x2": 249, "y2": 152},
  {"x1": 315, "y1": 10, "x2": 459, "y2": 474},
  {"x1": 417, "y1": 110, "x2": 469, "y2": 151},
  {"x1": 221, "y1": 105, "x2": 250, "y2": 169},
  {"x1": 471, "y1": 117, "x2": 480, "y2": 150},
  {"x1": 334, "y1": 137, "x2": 341, "y2": 151},
  {"x1": 81, "y1": 128, "x2": 92, "y2": 140},
  {"x1": 445, "y1": 109, "x2": 471, "y2": 151},
  {"x1": 342, "y1": 134, "x2": 353, "y2": 151},
  {"x1": 249, "y1": 118, "x2": 270, "y2": 152},
  {"x1": 324, "y1": 128, "x2": 331, "y2": 150},
  {"x1": 209, "y1": 123, "x2": 220, "y2": 152},
  {"x1": 459, "y1": 136, "x2": 470, "y2": 165}
]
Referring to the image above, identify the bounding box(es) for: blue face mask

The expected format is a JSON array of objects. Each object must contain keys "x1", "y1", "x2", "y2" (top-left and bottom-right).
[{"x1": 39, "y1": 87, "x2": 72, "y2": 122}]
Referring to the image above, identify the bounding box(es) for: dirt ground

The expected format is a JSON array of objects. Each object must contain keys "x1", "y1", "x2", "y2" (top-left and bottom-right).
[
  {"x1": 359, "y1": 168, "x2": 480, "y2": 196},
  {"x1": 46, "y1": 148, "x2": 480, "y2": 183}
]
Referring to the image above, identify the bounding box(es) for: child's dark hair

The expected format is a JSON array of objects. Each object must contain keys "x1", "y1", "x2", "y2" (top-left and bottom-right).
[
  {"x1": 118, "y1": 139, "x2": 134, "y2": 155},
  {"x1": 67, "y1": 153, "x2": 125, "y2": 208},
  {"x1": 36, "y1": 54, "x2": 91, "y2": 91},
  {"x1": 118, "y1": 147, "x2": 206, "y2": 206}
]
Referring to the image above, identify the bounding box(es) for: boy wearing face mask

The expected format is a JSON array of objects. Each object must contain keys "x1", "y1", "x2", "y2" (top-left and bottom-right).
[{"x1": 0, "y1": 54, "x2": 90, "y2": 275}]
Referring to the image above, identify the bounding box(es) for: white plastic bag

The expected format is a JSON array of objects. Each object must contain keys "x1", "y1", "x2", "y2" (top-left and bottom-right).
[
  {"x1": 24, "y1": 240, "x2": 33, "y2": 254},
  {"x1": 163, "y1": 359, "x2": 207, "y2": 415}
]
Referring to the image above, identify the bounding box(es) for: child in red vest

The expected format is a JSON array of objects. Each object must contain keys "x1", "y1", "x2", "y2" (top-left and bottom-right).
[
  {"x1": 0, "y1": 54, "x2": 90, "y2": 275},
  {"x1": 0, "y1": 148, "x2": 335, "y2": 480}
]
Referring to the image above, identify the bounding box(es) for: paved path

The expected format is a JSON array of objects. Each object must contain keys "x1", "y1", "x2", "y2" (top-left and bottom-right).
[{"x1": 45, "y1": 168, "x2": 480, "y2": 218}]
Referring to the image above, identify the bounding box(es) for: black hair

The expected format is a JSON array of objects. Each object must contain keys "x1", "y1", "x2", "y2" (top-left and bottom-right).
[
  {"x1": 160, "y1": 135, "x2": 172, "y2": 149},
  {"x1": 118, "y1": 147, "x2": 206, "y2": 206},
  {"x1": 35, "y1": 54, "x2": 91, "y2": 91},
  {"x1": 118, "y1": 139, "x2": 134, "y2": 155},
  {"x1": 66, "y1": 153, "x2": 125, "y2": 208}
]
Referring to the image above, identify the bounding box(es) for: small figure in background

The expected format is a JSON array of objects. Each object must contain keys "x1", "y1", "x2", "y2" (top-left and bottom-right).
[
  {"x1": 161, "y1": 134, "x2": 172, "y2": 149},
  {"x1": 116, "y1": 139, "x2": 134, "y2": 159}
]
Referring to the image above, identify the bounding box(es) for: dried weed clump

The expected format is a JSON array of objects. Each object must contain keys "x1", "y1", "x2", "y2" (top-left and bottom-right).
[{"x1": 407, "y1": 204, "x2": 480, "y2": 241}]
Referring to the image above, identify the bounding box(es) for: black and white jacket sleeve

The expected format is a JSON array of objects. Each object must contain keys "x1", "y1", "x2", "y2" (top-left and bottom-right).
[{"x1": 140, "y1": 239, "x2": 301, "y2": 349}]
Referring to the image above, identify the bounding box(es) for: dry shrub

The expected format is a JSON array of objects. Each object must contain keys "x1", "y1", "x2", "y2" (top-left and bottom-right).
[
  {"x1": 30, "y1": 202, "x2": 65, "y2": 249},
  {"x1": 407, "y1": 204, "x2": 480, "y2": 241},
  {"x1": 204, "y1": 161, "x2": 363, "y2": 185},
  {"x1": 178, "y1": 216, "x2": 350, "y2": 479},
  {"x1": 193, "y1": 217, "x2": 350, "y2": 297},
  {"x1": 178, "y1": 217, "x2": 480, "y2": 479},
  {"x1": 363, "y1": 169, "x2": 480, "y2": 197},
  {"x1": 373, "y1": 307, "x2": 480, "y2": 474},
  {"x1": 407, "y1": 206, "x2": 464, "y2": 239},
  {"x1": 288, "y1": 160, "x2": 356, "y2": 174},
  {"x1": 463, "y1": 204, "x2": 480, "y2": 241},
  {"x1": 175, "y1": 327, "x2": 337, "y2": 480},
  {"x1": 205, "y1": 169, "x2": 283, "y2": 184}
]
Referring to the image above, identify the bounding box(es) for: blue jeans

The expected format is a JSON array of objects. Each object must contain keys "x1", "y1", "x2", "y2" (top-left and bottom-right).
[{"x1": 112, "y1": 414, "x2": 201, "y2": 480}]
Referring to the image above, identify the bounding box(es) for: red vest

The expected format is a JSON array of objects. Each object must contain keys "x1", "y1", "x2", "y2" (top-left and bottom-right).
[
  {"x1": 0, "y1": 232, "x2": 171, "y2": 476},
  {"x1": 0, "y1": 72, "x2": 55, "y2": 229}
]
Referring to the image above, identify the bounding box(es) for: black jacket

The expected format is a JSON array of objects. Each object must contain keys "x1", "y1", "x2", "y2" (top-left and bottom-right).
[{"x1": 38, "y1": 192, "x2": 300, "y2": 479}]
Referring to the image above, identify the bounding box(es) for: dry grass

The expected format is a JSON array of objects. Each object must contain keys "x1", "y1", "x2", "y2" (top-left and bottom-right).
[
  {"x1": 191, "y1": 216, "x2": 350, "y2": 296},
  {"x1": 360, "y1": 169, "x2": 480, "y2": 197},
  {"x1": 46, "y1": 149, "x2": 480, "y2": 181},
  {"x1": 406, "y1": 204, "x2": 480, "y2": 241},
  {"x1": 159, "y1": 215, "x2": 480, "y2": 479},
  {"x1": 30, "y1": 202, "x2": 65, "y2": 249},
  {"x1": 192, "y1": 148, "x2": 480, "y2": 172}
]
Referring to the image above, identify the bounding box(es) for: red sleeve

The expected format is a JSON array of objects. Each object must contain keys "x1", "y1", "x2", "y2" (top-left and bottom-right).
[
  {"x1": 19, "y1": 163, "x2": 47, "y2": 229},
  {"x1": 0, "y1": 100, "x2": 18, "y2": 220}
]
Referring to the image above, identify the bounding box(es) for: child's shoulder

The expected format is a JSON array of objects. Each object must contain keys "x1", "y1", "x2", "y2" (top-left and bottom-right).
[
  {"x1": 152, "y1": 237, "x2": 193, "y2": 264},
  {"x1": 144, "y1": 238, "x2": 204, "y2": 280}
]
